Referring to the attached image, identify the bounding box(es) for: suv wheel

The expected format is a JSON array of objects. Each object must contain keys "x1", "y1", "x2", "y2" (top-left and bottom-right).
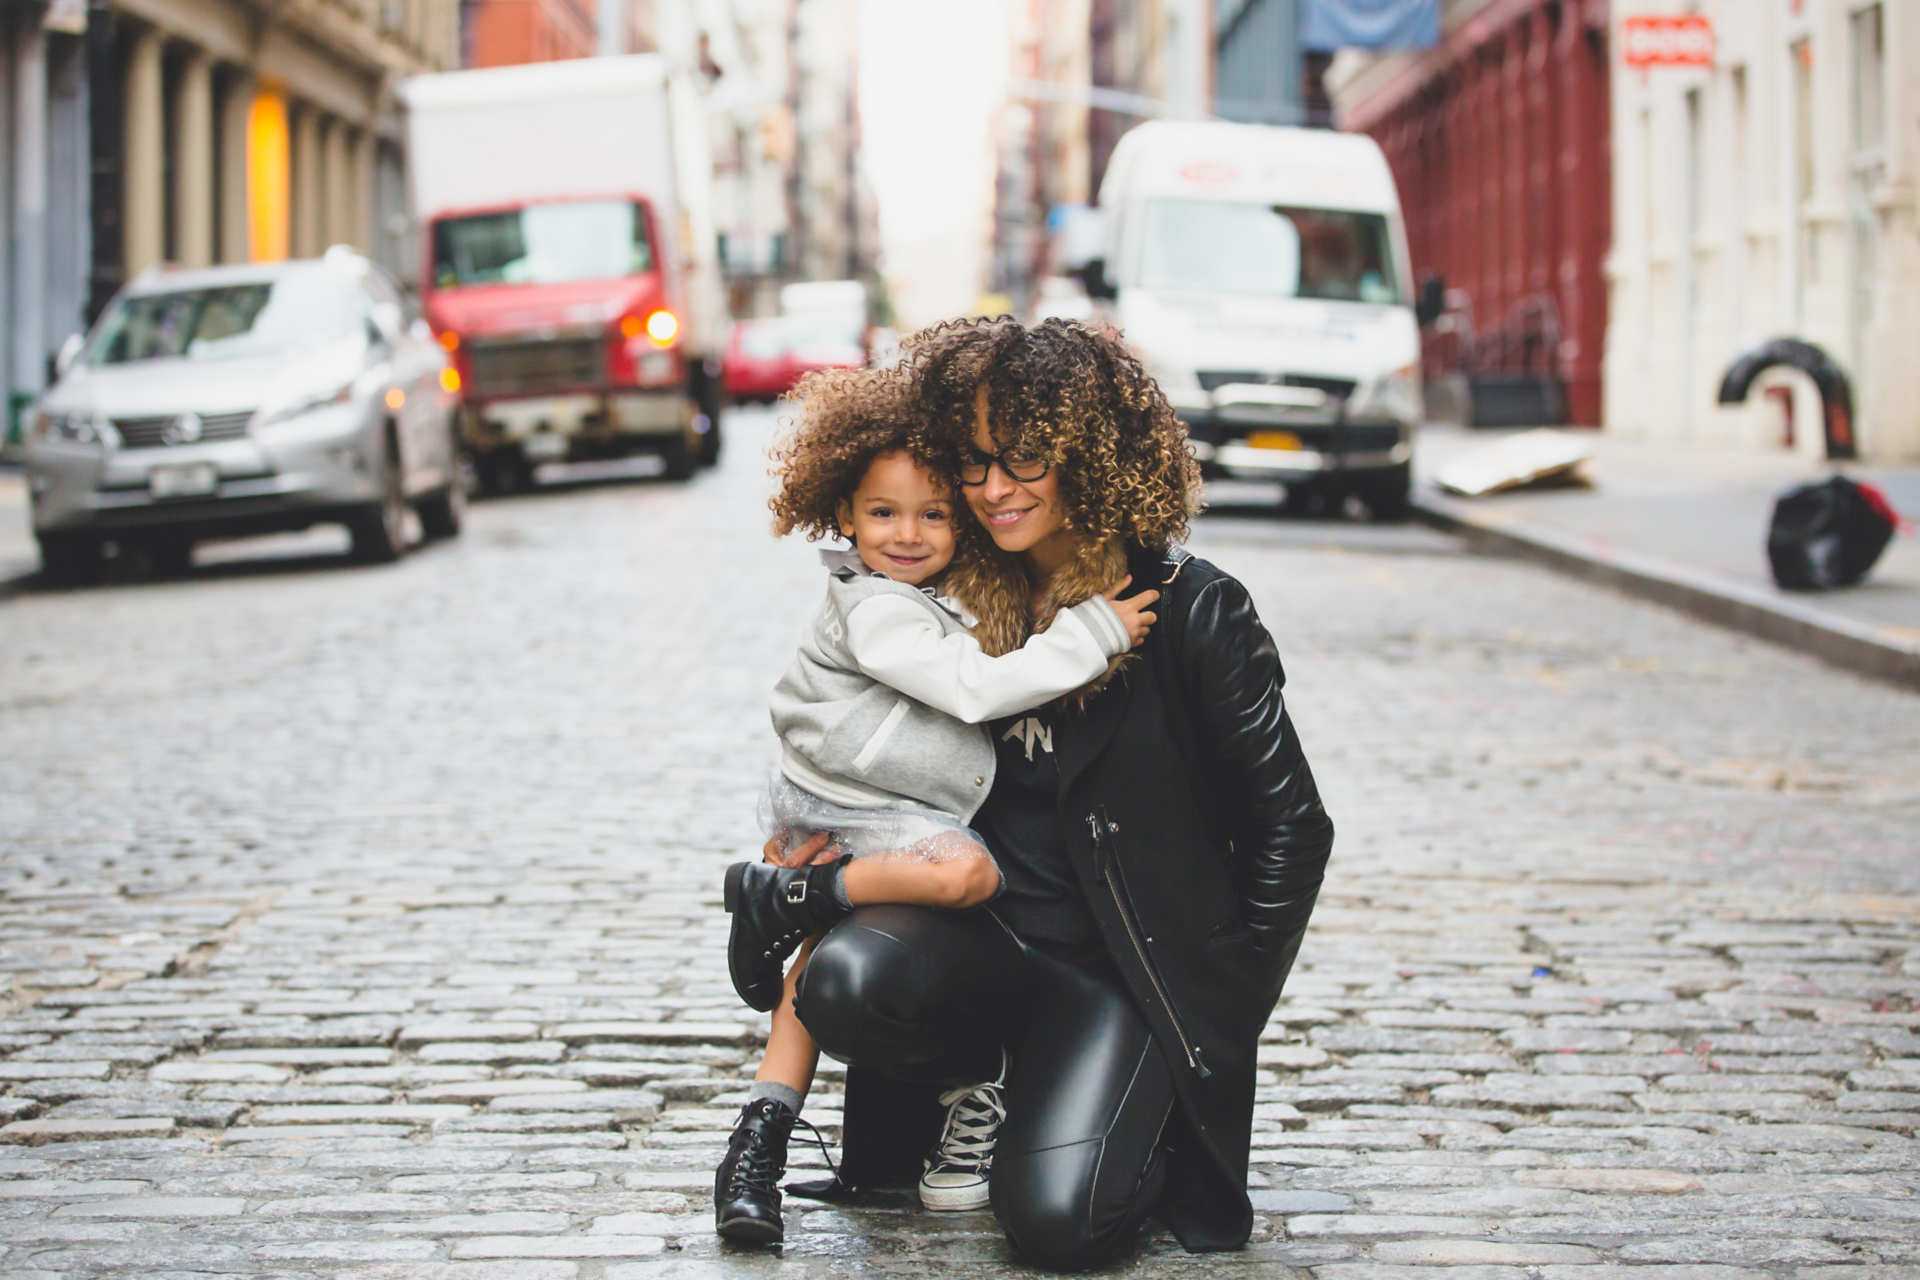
[
  {"x1": 37, "y1": 533, "x2": 101, "y2": 586},
  {"x1": 418, "y1": 449, "x2": 466, "y2": 540},
  {"x1": 349, "y1": 442, "x2": 409, "y2": 563}
]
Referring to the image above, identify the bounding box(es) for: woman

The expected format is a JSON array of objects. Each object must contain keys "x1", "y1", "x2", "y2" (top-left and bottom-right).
[{"x1": 787, "y1": 317, "x2": 1335, "y2": 1270}]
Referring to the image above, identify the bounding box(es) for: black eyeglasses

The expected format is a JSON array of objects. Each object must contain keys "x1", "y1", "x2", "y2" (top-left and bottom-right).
[{"x1": 959, "y1": 444, "x2": 1050, "y2": 486}]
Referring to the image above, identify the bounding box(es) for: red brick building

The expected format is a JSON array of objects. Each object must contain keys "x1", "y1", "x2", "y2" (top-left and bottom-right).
[
  {"x1": 463, "y1": 0, "x2": 597, "y2": 68},
  {"x1": 1330, "y1": 0, "x2": 1612, "y2": 426}
]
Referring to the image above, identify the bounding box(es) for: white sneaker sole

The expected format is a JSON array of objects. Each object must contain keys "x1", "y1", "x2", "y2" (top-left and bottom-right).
[{"x1": 919, "y1": 1179, "x2": 990, "y2": 1212}]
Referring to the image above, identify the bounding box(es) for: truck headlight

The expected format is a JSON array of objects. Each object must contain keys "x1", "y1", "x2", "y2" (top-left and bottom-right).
[
  {"x1": 1348, "y1": 363, "x2": 1423, "y2": 424},
  {"x1": 30, "y1": 409, "x2": 117, "y2": 448}
]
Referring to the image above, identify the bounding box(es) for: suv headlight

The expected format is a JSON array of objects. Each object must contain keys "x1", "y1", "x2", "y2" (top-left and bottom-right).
[
  {"x1": 30, "y1": 409, "x2": 118, "y2": 448},
  {"x1": 260, "y1": 381, "x2": 353, "y2": 427},
  {"x1": 1347, "y1": 363, "x2": 1423, "y2": 424}
]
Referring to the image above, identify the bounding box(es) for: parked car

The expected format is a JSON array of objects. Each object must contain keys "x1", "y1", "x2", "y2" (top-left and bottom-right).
[
  {"x1": 24, "y1": 249, "x2": 461, "y2": 583},
  {"x1": 721, "y1": 316, "x2": 866, "y2": 404},
  {"x1": 723, "y1": 317, "x2": 801, "y2": 403}
]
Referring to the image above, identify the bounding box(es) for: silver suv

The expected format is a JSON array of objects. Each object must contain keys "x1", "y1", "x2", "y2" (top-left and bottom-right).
[{"x1": 24, "y1": 249, "x2": 462, "y2": 582}]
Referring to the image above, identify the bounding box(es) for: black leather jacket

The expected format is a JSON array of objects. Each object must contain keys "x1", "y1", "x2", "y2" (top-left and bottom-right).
[{"x1": 1052, "y1": 545, "x2": 1334, "y2": 1250}]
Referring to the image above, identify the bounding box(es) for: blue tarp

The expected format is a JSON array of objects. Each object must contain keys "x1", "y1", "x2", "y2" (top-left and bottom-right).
[{"x1": 1300, "y1": 0, "x2": 1439, "y2": 52}]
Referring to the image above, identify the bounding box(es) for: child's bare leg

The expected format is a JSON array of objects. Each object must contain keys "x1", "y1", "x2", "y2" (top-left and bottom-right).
[
  {"x1": 840, "y1": 845, "x2": 1001, "y2": 911},
  {"x1": 754, "y1": 938, "x2": 821, "y2": 1097}
]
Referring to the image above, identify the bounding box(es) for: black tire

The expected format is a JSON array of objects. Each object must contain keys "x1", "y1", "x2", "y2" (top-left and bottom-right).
[
  {"x1": 148, "y1": 536, "x2": 194, "y2": 578},
  {"x1": 37, "y1": 533, "x2": 101, "y2": 586},
  {"x1": 693, "y1": 358, "x2": 725, "y2": 467},
  {"x1": 697, "y1": 415, "x2": 723, "y2": 468},
  {"x1": 348, "y1": 437, "x2": 409, "y2": 563},
  {"x1": 473, "y1": 446, "x2": 533, "y2": 499},
  {"x1": 1361, "y1": 464, "x2": 1412, "y2": 522},
  {"x1": 660, "y1": 431, "x2": 696, "y2": 481},
  {"x1": 418, "y1": 440, "x2": 466, "y2": 541}
]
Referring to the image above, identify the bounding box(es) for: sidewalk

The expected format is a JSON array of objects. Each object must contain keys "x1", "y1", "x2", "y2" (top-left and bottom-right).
[
  {"x1": 0, "y1": 465, "x2": 36, "y2": 587},
  {"x1": 1411, "y1": 425, "x2": 1920, "y2": 689}
]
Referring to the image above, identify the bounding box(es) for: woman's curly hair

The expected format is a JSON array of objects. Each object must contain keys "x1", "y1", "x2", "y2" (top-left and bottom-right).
[
  {"x1": 902, "y1": 316, "x2": 1202, "y2": 551},
  {"x1": 767, "y1": 364, "x2": 998, "y2": 564}
]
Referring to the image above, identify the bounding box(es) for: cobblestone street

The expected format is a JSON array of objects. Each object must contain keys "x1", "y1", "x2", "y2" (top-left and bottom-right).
[{"x1": 3, "y1": 406, "x2": 1918, "y2": 1278}]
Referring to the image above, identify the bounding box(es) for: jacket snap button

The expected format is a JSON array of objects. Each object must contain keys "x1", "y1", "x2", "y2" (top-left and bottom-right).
[
  {"x1": 1107, "y1": 820, "x2": 1121, "y2": 834},
  {"x1": 974, "y1": 776, "x2": 985, "y2": 786}
]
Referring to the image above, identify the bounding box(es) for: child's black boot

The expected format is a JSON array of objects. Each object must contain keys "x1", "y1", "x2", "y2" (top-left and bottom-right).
[
  {"x1": 722, "y1": 860, "x2": 852, "y2": 1011},
  {"x1": 714, "y1": 1096, "x2": 797, "y2": 1244}
]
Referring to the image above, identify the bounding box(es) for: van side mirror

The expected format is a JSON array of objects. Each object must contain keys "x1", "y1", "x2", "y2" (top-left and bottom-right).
[
  {"x1": 1080, "y1": 257, "x2": 1117, "y2": 301},
  {"x1": 54, "y1": 332, "x2": 85, "y2": 378},
  {"x1": 1415, "y1": 274, "x2": 1446, "y2": 328}
]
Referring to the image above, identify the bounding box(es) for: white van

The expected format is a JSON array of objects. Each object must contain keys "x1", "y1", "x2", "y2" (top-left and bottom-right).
[{"x1": 1089, "y1": 121, "x2": 1432, "y2": 517}]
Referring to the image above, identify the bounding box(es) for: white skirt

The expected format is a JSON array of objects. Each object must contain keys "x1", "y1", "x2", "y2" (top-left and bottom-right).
[{"x1": 758, "y1": 767, "x2": 992, "y2": 866}]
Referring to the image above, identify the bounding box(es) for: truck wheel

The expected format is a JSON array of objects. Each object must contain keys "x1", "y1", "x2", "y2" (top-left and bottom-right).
[
  {"x1": 37, "y1": 533, "x2": 102, "y2": 586},
  {"x1": 418, "y1": 480, "x2": 465, "y2": 541},
  {"x1": 660, "y1": 432, "x2": 696, "y2": 481},
  {"x1": 474, "y1": 446, "x2": 533, "y2": 498},
  {"x1": 348, "y1": 442, "x2": 410, "y2": 563},
  {"x1": 1362, "y1": 464, "x2": 1413, "y2": 522},
  {"x1": 149, "y1": 536, "x2": 195, "y2": 578},
  {"x1": 697, "y1": 416, "x2": 723, "y2": 468}
]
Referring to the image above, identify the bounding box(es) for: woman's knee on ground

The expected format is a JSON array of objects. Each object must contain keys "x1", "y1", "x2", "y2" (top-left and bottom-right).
[{"x1": 990, "y1": 1141, "x2": 1137, "y2": 1273}]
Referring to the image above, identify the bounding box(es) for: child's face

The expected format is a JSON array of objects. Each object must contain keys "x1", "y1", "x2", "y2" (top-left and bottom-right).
[{"x1": 837, "y1": 450, "x2": 958, "y2": 588}]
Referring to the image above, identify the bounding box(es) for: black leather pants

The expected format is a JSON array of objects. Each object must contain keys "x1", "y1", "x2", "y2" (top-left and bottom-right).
[{"x1": 795, "y1": 905, "x2": 1175, "y2": 1273}]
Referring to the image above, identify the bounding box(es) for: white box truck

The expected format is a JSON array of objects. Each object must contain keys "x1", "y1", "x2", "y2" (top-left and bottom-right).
[
  {"x1": 1088, "y1": 121, "x2": 1431, "y2": 517},
  {"x1": 400, "y1": 56, "x2": 729, "y2": 489}
]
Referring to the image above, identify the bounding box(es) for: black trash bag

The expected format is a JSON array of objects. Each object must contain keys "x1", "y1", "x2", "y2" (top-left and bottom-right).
[{"x1": 1766, "y1": 476, "x2": 1898, "y2": 590}]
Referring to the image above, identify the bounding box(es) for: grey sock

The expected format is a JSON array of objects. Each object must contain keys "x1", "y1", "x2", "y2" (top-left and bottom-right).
[
  {"x1": 830, "y1": 865, "x2": 854, "y2": 910},
  {"x1": 748, "y1": 1081, "x2": 804, "y2": 1115}
]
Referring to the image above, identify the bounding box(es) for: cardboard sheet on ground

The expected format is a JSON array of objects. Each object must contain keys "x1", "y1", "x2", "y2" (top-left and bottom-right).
[{"x1": 1435, "y1": 429, "x2": 1595, "y2": 498}]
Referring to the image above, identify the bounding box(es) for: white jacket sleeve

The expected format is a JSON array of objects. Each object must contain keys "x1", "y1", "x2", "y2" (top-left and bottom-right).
[{"x1": 843, "y1": 594, "x2": 1132, "y2": 724}]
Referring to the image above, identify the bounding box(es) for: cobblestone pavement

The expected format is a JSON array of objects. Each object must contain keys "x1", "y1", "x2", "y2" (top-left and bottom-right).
[{"x1": 3, "y1": 408, "x2": 1918, "y2": 1278}]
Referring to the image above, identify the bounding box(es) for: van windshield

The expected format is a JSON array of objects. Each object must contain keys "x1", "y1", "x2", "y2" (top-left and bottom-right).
[
  {"x1": 433, "y1": 200, "x2": 654, "y2": 287},
  {"x1": 1138, "y1": 200, "x2": 1403, "y2": 304}
]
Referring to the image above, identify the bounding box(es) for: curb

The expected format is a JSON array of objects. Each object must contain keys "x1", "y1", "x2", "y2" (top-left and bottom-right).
[{"x1": 1412, "y1": 490, "x2": 1920, "y2": 693}]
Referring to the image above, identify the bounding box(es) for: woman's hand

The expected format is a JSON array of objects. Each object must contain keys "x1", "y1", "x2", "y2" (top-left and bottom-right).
[
  {"x1": 764, "y1": 831, "x2": 836, "y2": 868},
  {"x1": 1103, "y1": 575, "x2": 1161, "y2": 648}
]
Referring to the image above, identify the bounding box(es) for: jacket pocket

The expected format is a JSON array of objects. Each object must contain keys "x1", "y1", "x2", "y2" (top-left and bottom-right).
[{"x1": 851, "y1": 699, "x2": 910, "y2": 776}]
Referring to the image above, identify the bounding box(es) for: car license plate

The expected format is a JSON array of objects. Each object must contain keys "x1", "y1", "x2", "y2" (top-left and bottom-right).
[
  {"x1": 523, "y1": 433, "x2": 568, "y2": 461},
  {"x1": 149, "y1": 462, "x2": 218, "y2": 498},
  {"x1": 1247, "y1": 431, "x2": 1303, "y2": 451}
]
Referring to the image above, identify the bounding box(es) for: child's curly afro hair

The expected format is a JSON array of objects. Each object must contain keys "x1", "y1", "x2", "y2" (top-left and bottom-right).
[
  {"x1": 902, "y1": 316, "x2": 1202, "y2": 551},
  {"x1": 766, "y1": 363, "x2": 948, "y2": 543}
]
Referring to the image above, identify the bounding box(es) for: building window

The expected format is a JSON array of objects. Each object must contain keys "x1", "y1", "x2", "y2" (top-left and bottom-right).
[{"x1": 1851, "y1": 3, "x2": 1884, "y2": 153}]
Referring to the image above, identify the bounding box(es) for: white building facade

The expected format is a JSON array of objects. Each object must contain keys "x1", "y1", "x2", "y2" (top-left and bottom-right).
[{"x1": 1606, "y1": 0, "x2": 1920, "y2": 461}]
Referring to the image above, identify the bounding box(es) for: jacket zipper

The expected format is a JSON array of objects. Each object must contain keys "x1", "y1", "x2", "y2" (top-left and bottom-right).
[{"x1": 1088, "y1": 809, "x2": 1213, "y2": 1080}]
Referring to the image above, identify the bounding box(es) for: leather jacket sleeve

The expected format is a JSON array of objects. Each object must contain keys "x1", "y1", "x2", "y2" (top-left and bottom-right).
[{"x1": 1182, "y1": 575, "x2": 1334, "y2": 950}]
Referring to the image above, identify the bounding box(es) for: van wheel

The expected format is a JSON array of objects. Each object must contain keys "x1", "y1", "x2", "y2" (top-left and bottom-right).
[
  {"x1": 37, "y1": 533, "x2": 101, "y2": 586},
  {"x1": 1361, "y1": 464, "x2": 1412, "y2": 522}
]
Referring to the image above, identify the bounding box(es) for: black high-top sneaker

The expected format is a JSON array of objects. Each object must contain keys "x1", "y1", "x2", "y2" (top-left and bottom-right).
[
  {"x1": 714, "y1": 1096, "x2": 797, "y2": 1244},
  {"x1": 722, "y1": 860, "x2": 853, "y2": 1011}
]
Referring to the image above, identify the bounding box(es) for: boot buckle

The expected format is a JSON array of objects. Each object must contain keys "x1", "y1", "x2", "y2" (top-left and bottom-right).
[{"x1": 785, "y1": 881, "x2": 808, "y2": 904}]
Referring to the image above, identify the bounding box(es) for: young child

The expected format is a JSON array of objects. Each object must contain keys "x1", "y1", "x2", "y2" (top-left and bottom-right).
[{"x1": 714, "y1": 367, "x2": 1157, "y2": 1245}]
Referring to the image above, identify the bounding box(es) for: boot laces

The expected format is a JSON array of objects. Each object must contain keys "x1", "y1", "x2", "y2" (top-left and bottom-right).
[
  {"x1": 728, "y1": 1104, "x2": 839, "y2": 1196},
  {"x1": 926, "y1": 1070, "x2": 1006, "y2": 1175}
]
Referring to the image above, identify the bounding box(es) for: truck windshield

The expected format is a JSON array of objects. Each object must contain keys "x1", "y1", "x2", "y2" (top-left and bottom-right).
[
  {"x1": 1138, "y1": 199, "x2": 1402, "y2": 304},
  {"x1": 433, "y1": 200, "x2": 654, "y2": 287},
  {"x1": 85, "y1": 271, "x2": 364, "y2": 365}
]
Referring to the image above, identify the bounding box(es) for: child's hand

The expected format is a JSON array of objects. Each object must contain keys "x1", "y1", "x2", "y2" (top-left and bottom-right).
[{"x1": 1103, "y1": 576, "x2": 1160, "y2": 648}]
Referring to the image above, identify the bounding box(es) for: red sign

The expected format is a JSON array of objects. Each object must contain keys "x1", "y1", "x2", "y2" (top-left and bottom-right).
[{"x1": 1622, "y1": 15, "x2": 1715, "y2": 69}]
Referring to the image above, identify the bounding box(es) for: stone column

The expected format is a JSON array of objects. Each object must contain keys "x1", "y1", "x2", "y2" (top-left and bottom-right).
[
  {"x1": 122, "y1": 27, "x2": 165, "y2": 276},
  {"x1": 345, "y1": 125, "x2": 372, "y2": 252},
  {"x1": 321, "y1": 116, "x2": 349, "y2": 248},
  {"x1": 291, "y1": 103, "x2": 321, "y2": 257},
  {"x1": 11, "y1": 16, "x2": 48, "y2": 403},
  {"x1": 173, "y1": 48, "x2": 214, "y2": 267},
  {"x1": 218, "y1": 71, "x2": 253, "y2": 263}
]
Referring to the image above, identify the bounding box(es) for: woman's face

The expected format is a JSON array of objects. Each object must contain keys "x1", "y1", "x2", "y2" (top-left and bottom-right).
[{"x1": 963, "y1": 386, "x2": 1071, "y2": 565}]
